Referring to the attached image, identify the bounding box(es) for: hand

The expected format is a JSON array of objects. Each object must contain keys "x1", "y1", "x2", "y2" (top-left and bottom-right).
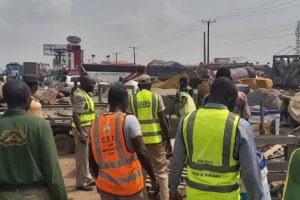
[
  {"x1": 148, "y1": 179, "x2": 160, "y2": 198},
  {"x1": 164, "y1": 140, "x2": 172, "y2": 154},
  {"x1": 78, "y1": 134, "x2": 88, "y2": 144},
  {"x1": 170, "y1": 191, "x2": 184, "y2": 200}
]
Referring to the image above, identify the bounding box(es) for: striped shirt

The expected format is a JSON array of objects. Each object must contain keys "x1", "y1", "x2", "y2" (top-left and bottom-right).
[{"x1": 169, "y1": 103, "x2": 264, "y2": 200}]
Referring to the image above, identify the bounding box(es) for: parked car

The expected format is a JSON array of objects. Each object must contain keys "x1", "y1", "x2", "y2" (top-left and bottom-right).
[{"x1": 55, "y1": 75, "x2": 79, "y2": 96}]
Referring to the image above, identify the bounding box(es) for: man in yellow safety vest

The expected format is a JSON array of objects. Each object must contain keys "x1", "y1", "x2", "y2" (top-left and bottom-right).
[
  {"x1": 72, "y1": 74, "x2": 96, "y2": 191},
  {"x1": 169, "y1": 77, "x2": 264, "y2": 200},
  {"x1": 129, "y1": 75, "x2": 172, "y2": 200}
]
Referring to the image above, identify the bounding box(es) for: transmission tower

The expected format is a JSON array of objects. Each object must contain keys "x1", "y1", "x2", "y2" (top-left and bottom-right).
[{"x1": 296, "y1": 21, "x2": 300, "y2": 55}]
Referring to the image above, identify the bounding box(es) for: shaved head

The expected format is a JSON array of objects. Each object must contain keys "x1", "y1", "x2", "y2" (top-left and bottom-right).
[
  {"x1": 209, "y1": 77, "x2": 238, "y2": 111},
  {"x1": 108, "y1": 86, "x2": 128, "y2": 110},
  {"x1": 80, "y1": 74, "x2": 96, "y2": 92},
  {"x1": 3, "y1": 80, "x2": 31, "y2": 110}
]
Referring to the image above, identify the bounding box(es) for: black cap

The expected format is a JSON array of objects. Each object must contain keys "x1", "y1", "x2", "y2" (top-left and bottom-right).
[{"x1": 22, "y1": 74, "x2": 40, "y2": 83}]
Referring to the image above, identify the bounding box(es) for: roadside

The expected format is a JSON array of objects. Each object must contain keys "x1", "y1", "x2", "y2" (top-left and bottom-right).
[{"x1": 59, "y1": 155, "x2": 99, "y2": 200}]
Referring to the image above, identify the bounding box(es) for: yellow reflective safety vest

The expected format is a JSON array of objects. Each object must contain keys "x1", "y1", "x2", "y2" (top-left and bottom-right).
[
  {"x1": 130, "y1": 89, "x2": 162, "y2": 144},
  {"x1": 182, "y1": 108, "x2": 240, "y2": 200},
  {"x1": 71, "y1": 88, "x2": 95, "y2": 128}
]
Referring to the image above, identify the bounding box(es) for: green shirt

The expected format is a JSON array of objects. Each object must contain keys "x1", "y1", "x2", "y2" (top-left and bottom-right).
[
  {"x1": 283, "y1": 148, "x2": 300, "y2": 200},
  {"x1": 0, "y1": 109, "x2": 67, "y2": 200}
]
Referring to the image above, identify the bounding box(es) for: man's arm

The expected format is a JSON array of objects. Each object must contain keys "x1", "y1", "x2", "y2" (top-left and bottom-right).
[
  {"x1": 180, "y1": 96, "x2": 187, "y2": 109},
  {"x1": 188, "y1": 88, "x2": 193, "y2": 98},
  {"x1": 131, "y1": 136, "x2": 159, "y2": 195},
  {"x1": 157, "y1": 94, "x2": 172, "y2": 152},
  {"x1": 125, "y1": 115, "x2": 159, "y2": 194},
  {"x1": 132, "y1": 136, "x2": 156, "y2": 181},
  {"x1": 73, "y1": 112, "x2": 83, "y2": 135},
  {"x1": 72, "y1": 93, "x2": 85, "y2": 137},
  {"x1": 89, "y1": 121, "x2": 99, "y2": 179},
  {"x1": 237, "y1": 119, "x2": 264, "y2": 200},
  {"x1": 40, "y1": 121, "x2": 68, "y2": 200},
  {"x1": 169, "y1": 119, "x2": 186, "y2": 199},
  {"x1": 158, "y1": 110, "x2": 169, "y2": 140}
]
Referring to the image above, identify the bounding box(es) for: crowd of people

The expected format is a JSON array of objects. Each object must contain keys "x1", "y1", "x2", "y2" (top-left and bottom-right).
[{"x1": 0, "y1": 68, "x2": 299, "y2": 200}]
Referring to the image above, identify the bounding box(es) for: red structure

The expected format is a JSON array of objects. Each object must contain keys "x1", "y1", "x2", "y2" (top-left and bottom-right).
[{"x1": 65, "y1": 43, "x2": 82, "y2": 75}]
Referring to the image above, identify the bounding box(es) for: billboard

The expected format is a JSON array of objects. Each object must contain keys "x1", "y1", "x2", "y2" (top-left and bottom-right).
[{"x1": 43, "y1": 44, "x2": 67, "y2": 55}]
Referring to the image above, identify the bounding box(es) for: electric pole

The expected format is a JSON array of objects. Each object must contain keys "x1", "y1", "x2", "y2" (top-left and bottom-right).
[
  {"x1": 202, "y1": 19, "x2": 216, "y2": 63},
  {"x1": 106, "y1": 55, "x2": 110, "y2": 63},
  {"x1": 203, "y1": 32, "x2": 206, "y2": 63},
  {"x1": 129, "y1": 46, "x2": 139, "y2": 64},
  {"x1": 296, "y1": 21, "x2": 300, "y2": 55},
  {"x1": 112, "y1": 52, "x2": 120, "y2": 63}
]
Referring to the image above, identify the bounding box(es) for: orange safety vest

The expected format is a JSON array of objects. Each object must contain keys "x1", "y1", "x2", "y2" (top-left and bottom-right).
[{"x1": 90, "y1": 112, "x2": 144, "y2": 196}]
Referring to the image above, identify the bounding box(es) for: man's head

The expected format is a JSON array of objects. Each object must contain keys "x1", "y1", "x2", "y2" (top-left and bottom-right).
[
  {"x1": 137, "y1": 75, "x2": 152, "y2": 90},
  {"x1": 3, "y1": 80, "x2": 31, "y2": 110},
  {"x1": 216, "y1": 67, "x2": 232, "y2": 80},
  {"x1": 179, "y1": 76, "x2": 189, "y2": 90},
  {"x1": 23, "y1": 74, "x2": 40, "y2": 95},
  {"x1": 80, "y1": 74, "x2": 96, "y2": 93},
  {"x1": 108, "y1": 86, "x2": 129, "y2": 112},
  {"x1": 209, "y1": 77, "x2": 238, "y2": 111},
  {"x1": 25, "y1": 81, "x2": 38, "y2": 95}
]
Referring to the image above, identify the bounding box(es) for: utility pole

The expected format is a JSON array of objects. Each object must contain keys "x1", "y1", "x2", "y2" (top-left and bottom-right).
[
  {"x1": 106, "y1": 55, "x2": 110, "y2": 63},
  {"x1": 203, "y1": 32, "x2": 206, "y2": 63},
  {"x1": 296, "y1": 21, "x2": 300, "y2": 55},
  {"x1": 112, "y1": 52, "x2": 120, "y2": 63},
  {"x1": 91, "y1": 54, "x2": 95, "y2": 63},
  {"x1": 129, "y1": 46, "x2": 139, "y2": 64},
  {"x1": 202, "y1": 19, "x2": 216, "y2": 63}
]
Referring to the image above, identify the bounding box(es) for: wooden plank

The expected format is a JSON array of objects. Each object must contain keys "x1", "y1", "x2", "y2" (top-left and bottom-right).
[
  {"x1": 267, "y1": 162, "x2": 289, "y2": 171},
  {"x1": 255, "y1": 135, "x2": 300, "y2": 145},
  {"x1": 268, "y1": 173, "x2": 286, "y2": 182},
  {"x1": 272, "y1": 197, "x2": 282, "y2": 200},
  {"x1": 263, "y1": 145, "x2": 282, "y2": 158}
]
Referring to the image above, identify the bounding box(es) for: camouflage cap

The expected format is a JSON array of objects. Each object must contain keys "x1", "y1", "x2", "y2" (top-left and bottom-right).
[{"x1": 137, "y1": 75, "x2": 152, "y2": 85}]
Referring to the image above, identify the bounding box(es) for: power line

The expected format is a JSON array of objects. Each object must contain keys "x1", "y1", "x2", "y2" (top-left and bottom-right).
[
  {"x1": 221, "y1": 1, "x2": 300, "y2": 21},
  {"x1": 139, "y1": 24, "x2": 203, "y2": 49},
  {"x1": 212, "y1": 32, "x2": 294, "y2": 45},
  {"x1": 215, "y1": 26, "x2": 295, "y2": 40},
  {"x1": 213, "y1": 0, "x2": 283, "y2": 20},
  {"x1": 213, "y1": 0, "x2": 299, "y2": 21},
  {"x1": 215, "y1": 22, "x2": 295, "y2": 36}
]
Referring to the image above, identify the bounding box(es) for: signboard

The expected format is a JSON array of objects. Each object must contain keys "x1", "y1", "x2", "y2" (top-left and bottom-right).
[{"x1": 43, "y1": 44, "x2": 67, "y2": 56}]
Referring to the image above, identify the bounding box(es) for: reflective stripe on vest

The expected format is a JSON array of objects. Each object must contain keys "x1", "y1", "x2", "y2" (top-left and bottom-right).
[
  {"x1": 130, "y1": 90, "x2": 162, "y2": 144},
  {"x1": 90, "y1": 112, "x2": 144, "y2": 196},
  {"x1": 183, "y1": 108, "x2": 240, "y2": 198},
  {"x1": 71, "y1": 88, "x2": 95, "y2": 127}
]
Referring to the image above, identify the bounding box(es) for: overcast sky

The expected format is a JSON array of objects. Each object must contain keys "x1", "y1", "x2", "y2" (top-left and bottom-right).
[{"x1": 0, "y1": 0, "x2": 299, "y2": 69}]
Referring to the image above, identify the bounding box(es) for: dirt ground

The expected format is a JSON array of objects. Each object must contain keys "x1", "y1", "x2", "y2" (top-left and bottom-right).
[{"x1": 59, "y1": 155, "x2": 100, "y2": 200}]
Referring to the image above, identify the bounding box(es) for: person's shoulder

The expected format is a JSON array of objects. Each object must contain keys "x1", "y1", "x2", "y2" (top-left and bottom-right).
[
  {"x1": 180, "y1": 91, "x2": 188, "y2": 97},
  {"x1": 27, "y1": 115, "x2": 50, "y2": 126},
  {"x1": 73, "y1": 92, "x2": 85, "y2": 103},
  {"x1": 73, "y1": 91, "x2": 85, "y2": 98},
  {"x1": 236, "y1": 117, "x2": 253, "y2": 137},
  {"x1": 124, "y1": 114, "x2": 139, "y2": 123},
  {"x1": 238, "y1": 117, "x2": 250, "y2": 127}
]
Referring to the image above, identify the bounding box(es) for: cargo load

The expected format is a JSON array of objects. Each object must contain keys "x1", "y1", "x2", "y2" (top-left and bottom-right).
[
  {"x1": 235, "y1": 77, "x2": 273, "y2": 90},
  {"x1": 247, "y1": 88, "x2": 282, "y2": 110},
  {"x1": 288, "y1": 92, "x2": 300, "y2": 123}
]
